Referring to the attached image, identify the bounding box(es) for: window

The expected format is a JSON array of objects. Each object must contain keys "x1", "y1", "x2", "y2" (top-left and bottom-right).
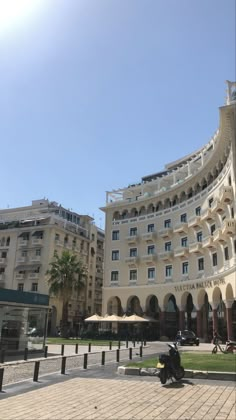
[
  {"x1": 231, "y1": 208, "x2": 234, "y2": 218},
  {"x1": 224, "y1": 247, "x2": 229, "y2": 261},
  {"x1": 198, "y1": 257, "x2": 204, "y2": 271},
  {"x1": 6, "y1": 237, "x2": 10, "y2": 246},
  {"x1": 165, "y1": 242, "x2": 171, "y2": 251},
  {"x1": 112, "y1": 250, "x2": 119, "y2": 261},
  {"x1": 209, "y1": 197, "x2": 213, "y2": 208},
  {"x1": 164, "y1": 219, "x2": 171, "y2": 228},
  {"x1": 130, "y1": 248, "x2": 137, "y2": 257},
  {"x1": 147, "y1": 224, "x2": 154, "y2": 232},
  {"x1": 21, "y1": 250, "x2": 27, "y2": 257},
  {"x1": 165, "y1": 265, "x2": 172, "y2": 277},
  {"x1": 88, "y1": 290, "x2": 92, "y2": 298},
  {"x1": 182, "y1": 262, "x2": 188, "y2": 274},
  {"x1": 212, "y1": 253, "x2": 217, "y2": 267},
  {"x1": 1, "y1": 251, "x2": 7, "y2": 258},
  {"x1": 148, "y1": 267, "x2": 155, "y2": 279},
  {"x1": 147, "y1": 245, "x2": 155, "y2": 255},
  {"x1": 36, "y1": 249, "x2": 41, "y2": 256},
  {"x1": 195, "y1": 206, "x2": 201, "y2": 216},
  {"x1": 112, "y1": 230, "x2": 119, "y2": 240},
  {"x1": 181, "y1": 237, "x2": 188, "y2": 247},
  {"x1": 197, "y1": 231, "x2": 202, "y2": 242},
  {"x1": 129, "y1": 270, "x2": 137, "y2": 281},
  {"x1": 210, "y1": 224, "x2": 216, "y2": 235},
  {"x1": 31, "y1": 283, "x2": 38, "y2": 292},
  {"x1": 18, "y1": 283, "x2": 24, "y2": 291},
  {"x1": 180, "y1": 213, "x2": 187, "y2": 223},
  {"x1": 130, "y1": 227, "x2": 137, "y2": 236},
  {"x1": 111, "y1": 271, "x2": 119, "y2": 281}
]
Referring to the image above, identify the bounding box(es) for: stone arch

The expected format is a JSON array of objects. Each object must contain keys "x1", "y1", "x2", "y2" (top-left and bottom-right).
[
  {"x1": 225, "y1": 283, "x2": 234, "y2": 300},
  {"x1": 139, "y1": 206, "x2": 146, "y2": 216},
  {"x1": 156, "y1": 201, "x2": 163, "y2": 211},
  {"x1": 207, "y1": 172, "x2": 214, "y2": 186},
  {"x1": 162, "y1": 293, "x2": 179, "y2": 339},
  {"x1": 172, "y1": 195, "x2": 179, "y2": 206},
  {"x1": 121, "y1": 209, "x2": 129, "y2": 219},
  {"x1": 145, "y1": 295, "x2": 159, "y2": 317},
  {"x1": 106, "y1": 296, "x2": 123, "y2": 315},
  {"x1": 130, "y1": 207, "x2": 138, "y2": 218},
  {"x1": 147, "y1": 203, "x2": 155, "y2": 214},
  {"x1": 194, "y1": 182, "x2": 201, "y2": 194},
  {"x1": 187, "y1": 187, "x2": 193, "y2": 199},
  {"x1": 164, "y1": 198, "x2": 171, "y2": 209},
  {"x1": 113, "y1": 211, "x2": 120, "y2": 221},
  {"x1": 179, "y1": 191, "x2": 186, "y2": 203},
  {"x1": 126, "y1": 295, "x2": 142, "y2": 315},
  {"x1": 212, "y1": 286, "x2": 222, "y2": 306},
  {"x1": 201, "y1": 177, "x2": 207, "y2": 190}
]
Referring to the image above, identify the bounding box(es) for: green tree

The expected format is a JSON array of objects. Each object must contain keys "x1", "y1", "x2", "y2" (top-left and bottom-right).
[{"x1": 46, "y1": 250, "x2": 87, "y2": 338}]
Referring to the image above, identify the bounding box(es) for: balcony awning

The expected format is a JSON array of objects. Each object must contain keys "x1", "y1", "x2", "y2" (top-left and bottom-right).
[
  {"x1": 18, "y1": 232, "x2": 30, "y2": 237},
  {"x1": 32, "y1": 230, "x2": 43, "y2": 236},
  {"x1": 15, "y1": 264, "x2": 41, "y2": 270}
]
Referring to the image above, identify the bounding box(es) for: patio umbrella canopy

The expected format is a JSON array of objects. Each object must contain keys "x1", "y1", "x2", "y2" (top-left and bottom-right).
[
  {"x1": 100, "y1": 314, "x2": 123, "y2": 322},
  {"x1": 121, "y1": 314, "x2": 149, "y2": 323},
  {"x1": 84, "y1": 314, "x2": 103, "y2": 322}
]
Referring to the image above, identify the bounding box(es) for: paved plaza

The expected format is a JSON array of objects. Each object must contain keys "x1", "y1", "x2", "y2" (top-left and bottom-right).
[
  {"x1": 0, "y1": 375, "x2": 235, "y2": 420},
  {"x1": 0, "y1": 342, "x2": 235, "y2": 419}
]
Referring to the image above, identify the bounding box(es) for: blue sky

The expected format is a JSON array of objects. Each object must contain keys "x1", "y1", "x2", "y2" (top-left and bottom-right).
[{"x1": 0, "y1": 0, "x2": 235, "y2": 228}]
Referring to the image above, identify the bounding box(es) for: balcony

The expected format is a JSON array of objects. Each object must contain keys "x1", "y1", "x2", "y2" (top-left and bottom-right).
[
  {"x1": 159, "y1": 227, "x2": 173, "y2": 238},
  {"x1": 219, "y1": 186, "x2": 233, "y2": 204},
  {"x1": 189, "y1": 242, "x2": 203, "y2": 254},
  {"x1": 124, "y1": 256, "x2": 139, "y2": 267},
  {"x1": 211, "y1": 199, "x2": 224, "y2": 214},
  {"x1": 0, "y1": 257, "x2": 7, "y2": 264},
  {"x1": 201, "y1": 208, "x2": 213, "y2": 222},
  {"x1": 32, "y1": 238, "x2": 43, "y2": 246},
  {"x1": 16, "y1": 257, "x2": 27, "y2": 263},
  {"x1": 173, "y1": 222, "x2": 188, "y2": 234},
  {"x1": 221, "y1": 218, "x2": 236, "y2": 235},
  {"x1": 126, "y1": 234, "x2": 139, "y2": 244},
  {"x1": 188, "y1": 216, "x2": 202, "y2": 229},
  {"x1": 141, "y1": 254, "x2": 158, "y2": 264},
  {"x1": 18, "y1": 240, "x2": 29, "y2": 247},
  {"x1": 15, "y1": 273, "x2": 25, "y2": 280},
  {"x1": 29, "y1": 273, "x2": 40, "y2": 279},
  {"x1": 174, "y1": 246, "x2": 189, "y2": 258},
  {"x1": 213, "y1": 228, "x2": 227, "y2": 244},
  {"x1": 55, "y1": 239, "x2": 63, "y2": 247},
  {"x1": 159, "y1": 251, "x2": 173, "y2": 261},
  {"x1": 202, "y1": 235, "x2": 216, "y2": 249},
  {"x1": 30, "y1": 256, "x2": 41, "y2": 262},
  {"x1": 142, "y1": 232, "x2": 157, "y2": 242}
]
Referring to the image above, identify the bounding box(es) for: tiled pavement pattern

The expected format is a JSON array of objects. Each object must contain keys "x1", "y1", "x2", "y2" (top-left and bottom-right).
[{"x1": 0, "y1": 377, "x2": 235, "y2": 420}]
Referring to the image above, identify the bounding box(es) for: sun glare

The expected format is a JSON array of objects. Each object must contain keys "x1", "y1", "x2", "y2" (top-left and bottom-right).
[{"x1": 0, "y1": 0, "x2": 43, "y2": 34}]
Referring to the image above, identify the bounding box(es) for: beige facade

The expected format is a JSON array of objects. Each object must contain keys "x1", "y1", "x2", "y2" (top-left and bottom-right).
[
  {"x1": 0, "y1": 199, "x2": 104, "y2": 334},
  {"x1": 101, "y1": 81, "x2": 236, "y2": 341}
]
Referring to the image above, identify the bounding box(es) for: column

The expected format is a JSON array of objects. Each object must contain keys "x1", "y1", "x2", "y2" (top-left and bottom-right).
[
  {"x1": 212, "y1": 309, "x2": 218, "y2": 334},
  {"x1": 224, "y1": 300, "x2": 234, "y2": 341},
  {"x1": 196, "y1": 310, "x2": 202, "y2": 338},
  {"x1": 178, "y1": 310, "x2": 185, "y2": 331},
  {"x1": 159, "y1": 310, "x2": 166, "y2": 337}
]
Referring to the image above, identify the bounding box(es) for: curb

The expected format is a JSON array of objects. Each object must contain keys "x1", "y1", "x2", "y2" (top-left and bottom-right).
[{"x1": 117, "y1": 366, "x2": 236, "y2": 382}]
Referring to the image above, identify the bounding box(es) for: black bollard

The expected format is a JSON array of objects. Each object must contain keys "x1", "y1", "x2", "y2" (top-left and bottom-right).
[
  {"x1": 75, "y1": 343, "x2": 78, "y2": 354},
  {"x1": 61, "y1": 344, "x2": 64, "y2": 356},
  {"x1": 144, "y1": 340, "x2": 146, "y2": 346},
  {"x1": 83, "y1": 353, "x2": 88, "y2": 369},
  {"x1": 33, "y1": 361, "x2": 40, "y2": 382},
  {"x1": 139, "y1": 346, "x2": 143, "y2": 358},
  {"x1": 0, "y1": 368, "x2": 4, "y2": 392},
  {"x1": 118, "y1": 341, "x2": 121, "y2": 349},
  {"x1": 0, "y1": 349, "x2": 5, "y2": 364},
  {"x1": 101, "y1": 351, "x2": 105, "y2": 366},
  {"x1": 126, "y1": 340, "x2": 128, "y2": 349},
  {"x1": 44, "y1": 345, "x2": 48, "y2": 358},
  {"x1": 116, "y1": 349, "x2": 120, "y2": 362},
  {"x1": 61, "y1": 356, "x2": 66, "y2": 374},
  {"x1": 133, "y1": 340, "x2": 135, "y2": 348},
  {"x1": 129, "y1": 347, "x2": 132, "y2": 360},
  {"x1": 24, "y1": 347, "x2": 28, "y2": 361},
  {"x1": 109, "y1": 341, "x2": 112, "y2": 350},
  {"x1": 88, "y1": 343, "x2": 91, "y2": 352}
]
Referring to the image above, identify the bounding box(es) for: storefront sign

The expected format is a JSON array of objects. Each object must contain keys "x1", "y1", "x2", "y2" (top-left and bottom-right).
[{"x1": 174, "y1": 278, "x2": 226, "y2": 293}]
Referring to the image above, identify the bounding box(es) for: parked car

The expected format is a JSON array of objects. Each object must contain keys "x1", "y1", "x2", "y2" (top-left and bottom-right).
[{"x1": 175, "y1": 330, "x2": 200, "y2": 346}]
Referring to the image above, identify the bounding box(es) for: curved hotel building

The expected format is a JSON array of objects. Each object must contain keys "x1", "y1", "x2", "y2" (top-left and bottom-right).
[{"x1": 101, "y1": 81, "x2": 236, "y2": 341}]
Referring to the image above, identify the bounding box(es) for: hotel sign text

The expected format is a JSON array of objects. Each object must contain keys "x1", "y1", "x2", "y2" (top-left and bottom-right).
[{"x1": 174, "y1": 278, "x2": 226, "y2": 293}]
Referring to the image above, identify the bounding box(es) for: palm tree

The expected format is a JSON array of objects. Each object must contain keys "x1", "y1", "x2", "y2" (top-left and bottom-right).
[{"x1": 46, "y1": 250, "x2": 87, "y2": 338}]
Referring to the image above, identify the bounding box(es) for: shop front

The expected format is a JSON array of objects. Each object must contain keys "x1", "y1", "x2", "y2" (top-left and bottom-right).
[{"x1": 0, "y1": 289, "x2": 49, "y2": 356}]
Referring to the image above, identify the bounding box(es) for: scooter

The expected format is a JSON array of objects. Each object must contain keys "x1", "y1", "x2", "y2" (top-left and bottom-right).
[
  {"x1": 157, "y1": 343, "x2": 185, "y2": 384},
  {"x1": 212, "y1": 339, "x2": 236, "y2": 354}
]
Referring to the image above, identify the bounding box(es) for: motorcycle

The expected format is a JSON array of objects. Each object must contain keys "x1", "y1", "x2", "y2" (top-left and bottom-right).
[
  {"x1": 212, "y1": 339, "x2": 236, "y2": 354},
  {"x1": 157, "y1": 342, "x2": 185, "y2": 384}
]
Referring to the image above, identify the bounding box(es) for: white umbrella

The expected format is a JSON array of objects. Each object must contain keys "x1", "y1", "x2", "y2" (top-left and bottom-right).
[
  {"x1": 121, "y1": 314, "x2": 149, "y2": 323},
  {"x1": 84, "y1": 314, "x2": 103, "y2": 322},
  {"x1": 100, "y1": 314, "x2": 123, "y2": 322}
]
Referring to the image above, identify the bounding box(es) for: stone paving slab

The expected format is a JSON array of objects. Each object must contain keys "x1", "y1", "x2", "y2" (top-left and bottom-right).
[{"x1": 0, "y1": 376, "x2": 235, "y2": 420}]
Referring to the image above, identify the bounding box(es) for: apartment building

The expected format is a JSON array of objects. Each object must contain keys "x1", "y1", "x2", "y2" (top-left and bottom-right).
[
  {"x1": 101, "y1": 81, "x2": 236, "y2": 341},
  {"x1": 0, "y1": 199, "x2": 104, "y2": 335}
]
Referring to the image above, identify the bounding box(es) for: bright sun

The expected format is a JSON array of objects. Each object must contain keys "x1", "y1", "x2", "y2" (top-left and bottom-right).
[{"x1": 0, "y1": 0, "x2": 43, "y2": 34}]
